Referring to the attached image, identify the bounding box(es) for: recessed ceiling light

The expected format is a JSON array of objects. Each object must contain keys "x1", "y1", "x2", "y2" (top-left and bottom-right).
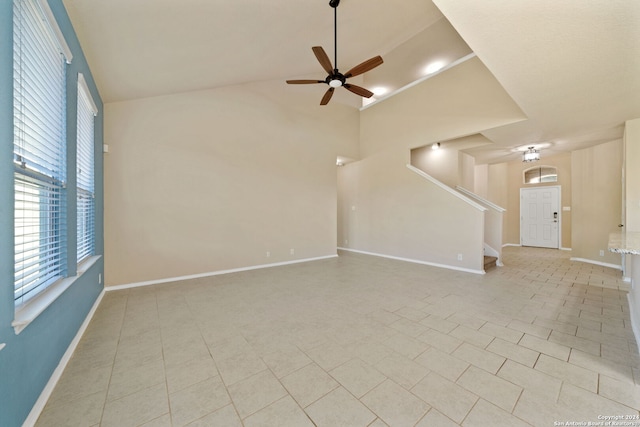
[
  {"x1": 371, "y1": 87, "x2": 388, "y2": 96},
  {"x1": 424, "y1": 60, "x2": 446, "y2": 75}
]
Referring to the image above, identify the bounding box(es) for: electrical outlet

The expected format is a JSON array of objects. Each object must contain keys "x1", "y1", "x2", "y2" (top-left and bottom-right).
[
  {"x1": 266, "y1": 251, "x2": 270, "y2": 258},
  {"x1": 457, "y1": 254, "x2": 463, "y2": 261},
  {"x1": 344, "y1": 239, "x2": 348, "y2": 245},
  {"x1": 290, "y1": 248, "x2": 295, "y2": 255},
  {"x1": 599, "y1": 250, "x2": 604, "y2": 257},
  {"x1": 98, "y1": 273, "x2": 102, "y2": 284}
]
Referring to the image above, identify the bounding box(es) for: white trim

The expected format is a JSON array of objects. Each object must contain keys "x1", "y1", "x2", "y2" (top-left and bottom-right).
[
  {"x1": 627, "y1": 293, "x2": 640, "y2": 354},
  {"x1": 22, "y1": 288, "x2": 105, "y2": 427},
  {"x1": 504, "y1": 243, "x2": 572, "y2": 251},
  {"x1": 569, "y1": 257, "x2": 623, "y2": 270},
  {"x1": 35, "y1": 0, "x2": 73, "y2": 63},
  {"x1": 105, "y1": 254, "x2": 339, "y2": 291},
  {"x1": 484, "y1": 244, "x2": 499, "y2": 258},
  {"x1": 455, "y1": 186, "x2": 506, "y2": 212},
  {"x1": 13, "y1": 256, "x2": 101, "y2": 334},
  {"x1": 360, "y1": 53, "x2": 477, "y2": 110},
  {"x1": 406, "y1": 165, "x2": 487, "y2": 212},
  {"x1": 523, "y1": 164, "x2": 558, "y2": 185},
  {"x1": 77, "y1": 73, "x2": 98, "y2": 115},
  {"x1": 338, "y1": 247, "x2": 485, "y2": 275}
]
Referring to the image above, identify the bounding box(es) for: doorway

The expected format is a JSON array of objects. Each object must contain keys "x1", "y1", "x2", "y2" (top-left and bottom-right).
[{"x1": 520, "y1": 186, "x2": 560, "y2": 248}]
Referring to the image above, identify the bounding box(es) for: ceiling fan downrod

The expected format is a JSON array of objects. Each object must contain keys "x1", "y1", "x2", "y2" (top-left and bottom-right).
[{"x1": 331, "y1": 0, "x2": 339, "y2": 73}]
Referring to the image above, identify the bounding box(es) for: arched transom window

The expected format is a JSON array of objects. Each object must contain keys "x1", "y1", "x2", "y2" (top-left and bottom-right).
[{"x1": 524, "y1": 166, "x2": 558, "y2": 184}]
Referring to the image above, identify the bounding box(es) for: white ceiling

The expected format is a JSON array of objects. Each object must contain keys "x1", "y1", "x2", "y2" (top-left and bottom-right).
[{"x1": 63, "y1": 0, "x2": 640, "y2": 164}]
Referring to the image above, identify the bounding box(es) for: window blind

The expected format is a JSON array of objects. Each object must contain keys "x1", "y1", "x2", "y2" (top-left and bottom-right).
[
  {"x1": 76, "y1": 75, "x2": 96, "y2": 263},
  {"x1": 14, "y1": 0, "x2": 69, "y2": 305}
]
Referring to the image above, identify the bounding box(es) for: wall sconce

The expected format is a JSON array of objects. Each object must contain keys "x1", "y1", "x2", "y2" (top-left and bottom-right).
[
  {"x1": 522, "y1": 146, "x2": 540, "y2": 162},
  {"x1": 431, "y1": 142, "x2": 441, "y2": 150}
]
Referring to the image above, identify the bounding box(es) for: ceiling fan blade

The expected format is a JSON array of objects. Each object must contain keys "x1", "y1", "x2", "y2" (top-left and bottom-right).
[
  {"x1": 286, "y1": 80, "x2": 324, "y2": 84},
  {"x1": 320, "y1": 87, "x2": 335, "y2": 105},
  {"x1": 344, "y1": 84, "x2": 374, "y2": 98},
  {"x1": 344, "y1": 55, "x2": 383, "y2": 78},
  {"x1": 312, "y1": 46, "x2": 334, "y2": 74}
]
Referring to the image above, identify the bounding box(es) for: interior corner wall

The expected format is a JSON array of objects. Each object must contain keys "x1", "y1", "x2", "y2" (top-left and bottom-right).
[
  {"x1": 103, "y1": 82, "x2": 359, "y2": 287},
  {"x1": 474, "y1": 164, "x2": 489, "y2": 198},
  {"x1": 459, "y1": 151, "x2": 475, "y2": 191},
  {"x1": 410, "y1": 144, "x2": 461, "y2": 188},
  {"x1": 625, "y1": 118, "x2": 640, "y2": 233},
  {"x1": 338, "y1": 148, "x2": 485, "y2": 271},
  {"x1": 571, "y1": 139, "x2": 623, "y2": 266},
  {"x1": 0, "y1": 1, "x2": 104, "y2": 426},
  {"x1": 623, "y1": 118, "x2": 640, "y2": 351}
]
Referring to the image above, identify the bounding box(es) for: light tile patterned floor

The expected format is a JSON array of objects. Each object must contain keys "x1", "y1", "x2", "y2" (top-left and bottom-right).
[{"x1": 35, "y1": 247, "x2": 640, "y2": 426}]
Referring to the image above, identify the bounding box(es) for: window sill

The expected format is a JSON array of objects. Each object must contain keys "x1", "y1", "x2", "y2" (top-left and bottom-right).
[{"x1": 12, "y1": 255, "x2": 101, "y2": 335}]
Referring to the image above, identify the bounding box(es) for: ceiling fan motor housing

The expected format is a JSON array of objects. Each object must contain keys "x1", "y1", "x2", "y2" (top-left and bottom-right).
[
  {"x1": 329, "y1": 0, "x2": 340, "y2": 8},
  {"x1": 326, "y1": 73, "x2": 345, "y2": 87}
]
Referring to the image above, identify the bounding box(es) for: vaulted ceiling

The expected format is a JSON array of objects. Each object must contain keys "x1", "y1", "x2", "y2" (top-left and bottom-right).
[{"x1": 62, "y1": 0, "x2": 640, "y2": 164}]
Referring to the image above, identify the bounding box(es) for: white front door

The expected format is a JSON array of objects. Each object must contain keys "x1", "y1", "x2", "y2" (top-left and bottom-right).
[{"x1": 520, "y1": 186, "x2": 560, "y2": 248}]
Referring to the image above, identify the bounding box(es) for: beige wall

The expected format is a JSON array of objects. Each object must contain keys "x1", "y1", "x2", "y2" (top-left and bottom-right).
[
  {"x1": 410, "y1": 144, "x2": 476, "y2": 190},
  {"x1": 359, "y1": 57, "x2": 527, "y2": 158},
  {"x1": 338, "y1": 149, "x2": 485, "y2": 272},
  {"x1": 338, "y1": 56, "x2": 525, "y2": 271},
  {"x1": 459, "y1": 151, "x2": 475, "y2": 190},
  {"x1": 623, "y1": 118, "x2": 640, "y2": 352},
  {"x1": 625, "y1": 118, "x2": 640, "y2": 232},
  {"x1": 474, "y1": 164, "x2": 489, "y2": 198},
  {"x1": 410, "y1": 144, "x2": 461, "y2": 188},
  {"x1": 485, "y1": 162, "x2": 509, "y2": 245},
  {"x1": 571, "y1": 139, "x2": 623, "y2": 266},
  {"x1": 104, "y1": 80, "x2": 359, "y2": 286},
  {"x1": 486, "y1": 163, "x2": 508, "y2": 209},
  {"x1": 485, "y1": 152, "x2": 572, "y2": 247}
]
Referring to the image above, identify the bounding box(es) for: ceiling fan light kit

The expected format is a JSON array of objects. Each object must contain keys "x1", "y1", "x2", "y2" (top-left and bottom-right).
[
  {"x1": 286, "y1": 0, "x2": 383, "y2": 105},
  {"x1": 522, "y1": 146, "x2": 540, "y2": 162}
]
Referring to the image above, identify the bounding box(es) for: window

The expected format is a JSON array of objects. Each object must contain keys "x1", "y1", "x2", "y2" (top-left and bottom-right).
[
  {"x1": 13, "y1": 0, "x2": 71, "y2": 306},
  {"x1": 524, "y1": 166, "x2": 558, "y2": 184},
  {"x1": 76, "y1": 74, "x2": 97, "y2": 263}
]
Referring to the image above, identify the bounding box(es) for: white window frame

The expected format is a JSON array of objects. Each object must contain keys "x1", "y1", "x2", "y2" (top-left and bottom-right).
[
  {"x1": 12, "y1": 0, "x2": 79, "y2": 333},
  {"x1": 76, "y1": 73, "x2": 97, "y2": 263},
  {"x1": 523, "y1": 165, "x2": 558, "y2": 184}
]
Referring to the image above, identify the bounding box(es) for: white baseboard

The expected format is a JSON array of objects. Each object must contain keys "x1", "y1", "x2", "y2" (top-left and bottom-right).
[
  {"x1": 338, "y1": 247, "x2": 485, "y2": 275},
  {"x1": 106, "y1": 254, "x2": 339, "y2": 291},
  {"x1": 570, "y1": 257, "x2": 623, "y2": 270},
  {"x1": 503, "y1": 243, "x2": 572, "y2": 251},
  {"x1": 22, "y1": 288, "x2": 105, "y2": 427},
  {"x1": 627, "y1": 293, "x2": 640, "y2": 354}
]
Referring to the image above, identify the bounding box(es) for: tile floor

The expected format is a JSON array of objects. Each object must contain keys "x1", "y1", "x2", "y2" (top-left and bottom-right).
[{"x1": 35, "y1": 247, "x2": 640, "y2": 426}]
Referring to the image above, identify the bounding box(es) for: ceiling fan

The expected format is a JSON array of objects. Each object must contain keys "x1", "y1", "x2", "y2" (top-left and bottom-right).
[{"x1": 286, "y1": 0, "x2": 383, "y2": 105}]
